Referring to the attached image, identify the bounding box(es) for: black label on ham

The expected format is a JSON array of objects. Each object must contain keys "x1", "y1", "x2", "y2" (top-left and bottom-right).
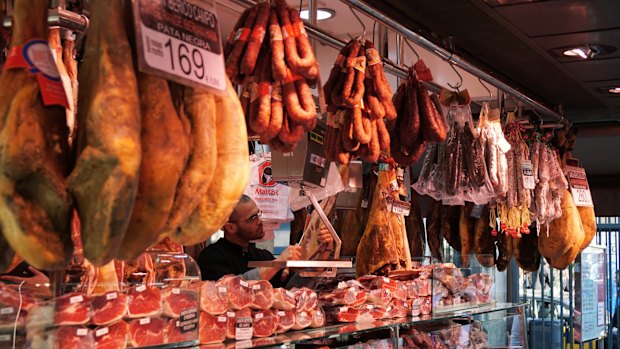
[{"x1": 179, "y1": 308, "x2": 199, "y2": 333}]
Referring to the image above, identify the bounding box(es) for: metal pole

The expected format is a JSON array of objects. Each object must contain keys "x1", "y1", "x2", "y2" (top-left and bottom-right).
[{"x1": 343, "y1": 0, "x2": 565, "y2": 123}]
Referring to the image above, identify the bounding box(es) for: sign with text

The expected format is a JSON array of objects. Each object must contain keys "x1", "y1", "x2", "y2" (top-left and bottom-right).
[
  {"x1": 133, "y1": 0, "x2": 226, "y2": 92},
  {"x1": 564, "y1": 165, "x2": 594, "y2": 207}
]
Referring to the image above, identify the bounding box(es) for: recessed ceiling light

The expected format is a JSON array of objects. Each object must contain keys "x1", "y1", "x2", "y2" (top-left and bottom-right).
[
  {"x1": 299, "y1": 8, "x2": 334, "y2": 21},
  {"x1": 553, "y1": 44, "x2": 616, "y2": 60},
  {"x1": 563, "y1": 47, "x2": 593, "y2": 59},
  {"x1": 609, "y1": 87, "x2": 620, "y2": 94}
]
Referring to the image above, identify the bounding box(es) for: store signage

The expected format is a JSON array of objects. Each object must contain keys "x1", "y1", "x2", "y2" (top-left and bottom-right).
[
  {"x1": 235, "y1": 317, "x2": 253, "y2": 340},
  {"x1": 521, "y1": 160, "x2": 535, "y2": 190},
  {"x1": 179, "y1": 307, "x2": 199, "y2": 333},
  {"x1": 564, "y1": 165, "x2": 594, "y2": 207},
  {"x1": 133, "y1": 0, "x2": 226, "y2": 92}
]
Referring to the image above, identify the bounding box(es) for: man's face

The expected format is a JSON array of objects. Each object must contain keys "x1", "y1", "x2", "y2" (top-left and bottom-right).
[{"x1": 232, "y1": 201, "x2": 264, "y2": 242}]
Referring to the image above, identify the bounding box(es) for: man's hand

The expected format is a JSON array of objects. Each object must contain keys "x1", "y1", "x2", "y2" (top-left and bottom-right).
[
  {"x1": 0, "y1": 267, "x2": 51, "y2": 299},
  {"x1": 276, "y1": 245, "x2": 302, "y2": 262},
  {"x1": 318, "y1": 226, "x2": 334, "y2": 252}
]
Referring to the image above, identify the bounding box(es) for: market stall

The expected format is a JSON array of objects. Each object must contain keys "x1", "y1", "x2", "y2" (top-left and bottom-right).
[{"x1": 0, "y1": 0, "x2": 610, "y2": 348}]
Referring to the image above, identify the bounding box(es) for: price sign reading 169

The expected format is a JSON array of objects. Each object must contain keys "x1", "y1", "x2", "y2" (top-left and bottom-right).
[{"x1": 133, "y1": 0, "x2": 226, "y2": 93}]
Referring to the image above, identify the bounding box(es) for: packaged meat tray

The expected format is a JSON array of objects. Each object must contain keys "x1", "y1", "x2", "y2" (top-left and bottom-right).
[{"x1": 431, "y1": 262, "x2": 495, "y2": 313}]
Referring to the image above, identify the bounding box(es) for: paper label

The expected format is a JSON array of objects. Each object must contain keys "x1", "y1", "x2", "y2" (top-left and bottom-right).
[
  {"x1": 310, "y1": 153, "x2": 327, "y2": 168},
  {"x1": 95, "y1": 327, "x2": 109, "y2": 337},
  {"x1": 235, "y1": 317, "x2": 253, "y2": 340},
  {"x1": 255, "y1": 313, "x2": 264, "y2": 319},
  {"x1": 391, "y1": 200, "x2": 411, "y2": 216},
  {"x1": 3, "y1": 39, "x2": 69, "y2": 108},
  {"x1": 106, "y1": 292, "x2": 118, "y2": 300},
  {"x1": 76, "y1": 328, "x2": 88, "y2": 336},
  {"x1": 70, "y1": 295, "x2": 84, "y2": 304},
  {"x1": 278, "y1": 311, "x2": 285, "y2": 316},
  {"x1": 252, "y1": 284, "x2": 261, "y2": 290},
  {"x1": 389, "y1": 180, "x2": 399, "y2": 192},
  {"x1": 218, "y1": 287, "x2": 227, "y2": 293},
  {"x1": 361, "y1": 199, "x2": 369, "y2": 208},
  {"x1": 0, "y1": 334, "x2": 10, "y2": 342},
  {"x1": 521, "y1": 160, "x2": 535, "y2": 190},
  {"x1": 179, "y1": 308, "x2": 199, "y2": 333},
  {"x1": 172, "y1": 288, "x2": 181, "y2": 295},
  {"x1": 133, "y1": 0, "x2": 226, "y2": 92},
  {"x1": 136, "y1": 285, "x2": 147, "y2": 292},
  {"x1": 239, "y1": 280, "x2": 249, "y2": 288},
  {"x1": 340, "y1": 307, "x2": 348, "y2": 312},
  {"x1": 0, "y1": 307, "x2": 14, "y2": 315},
  {"x1": 140, "y1": 317, "x2": 151, "y2": 325},
  {"x1": 565, "y1": 165, "x2": 594, "y2": 207},
  {"x1": 470, "y1": 205, "x2": 485, "y2": 219},
  {"x1": 301, "y1": 312, "x2": 307, "y2": 317},
  {"x1": 218, "y1": 316, "x2": 227, "y2": 322}
]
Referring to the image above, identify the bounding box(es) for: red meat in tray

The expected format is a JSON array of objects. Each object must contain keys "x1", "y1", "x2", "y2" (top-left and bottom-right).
[
  {"x1": 127, "y1": 317, "x2": 165, "y2": 347},
  {"x1": 199, "y1": 312, "x2": 227, "y2": 344}
]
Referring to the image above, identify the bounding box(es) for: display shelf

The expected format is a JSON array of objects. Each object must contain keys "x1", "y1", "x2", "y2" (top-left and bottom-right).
[{"x1": 213, "y1": 303, "x2": 525, "y2": 349}]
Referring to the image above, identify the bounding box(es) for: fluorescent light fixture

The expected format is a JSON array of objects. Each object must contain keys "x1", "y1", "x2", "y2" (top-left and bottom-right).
[
  {"x1": 299, "y1": 8, "x2": 334, "y2": 21},
  {"x1": 609, "y1": 87, "x2": 620, "y2": 94}
]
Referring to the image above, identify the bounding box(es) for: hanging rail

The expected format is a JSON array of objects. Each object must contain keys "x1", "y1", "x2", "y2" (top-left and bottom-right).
[
  {"x1": 2, "y1": 8, "x2": 88, "y2": 32},
  {"x1": 345, "y1": 0, "x2": 565, "y2": 123}
]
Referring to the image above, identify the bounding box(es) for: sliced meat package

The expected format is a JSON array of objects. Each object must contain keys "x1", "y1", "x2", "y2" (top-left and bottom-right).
[
  {"x1": 126, "y1": 285, "x2": 161, "y2": 318},
  {"x1": 292, "y1": 310, "x2": 312, "y2": 330},
  {"x1": 249, "y1": 280, "x2": 273, "y2": 310},
  {"x1": 200, "y1": 281, "x2": 227, "y2": 315},
  {"x1": 366, "y1": 288, "x2": 392, "y2": 306},
  {"x1": 54, "y1": 326, "x2": 93, "y2": 349},
  {"x1": 324, "y1": 306, "x2": 360, "y2": 323},
  {"x1": 218, "y1": 276, "x2": 253, "y2": 310},
  {"x1": 162, "y1": 287, "x2": 198, "y2": 318},
  {"x1": 309, "y1": 307, "x2": 325, "y2": 328},
  {"x1": 253, "y1": 310, "x2": 275, "y2": 337},
  {"x1": 274, "y1": 309, "x2": 295, "y2": 334},
  {"x1": 199, "y1": 312, "x2": 227, "y2": 344},
  {"x1": 363, "y1": 304, "x2": 388, "y2": 320},
  {"x1": 272, "y1": 288, "x2": 296, "y2": 310},
  {"x1": 54, "y1": 293, "x2": 91, "y2": 326},
  {"x1": 225, "y1": 308, "x2": 252, "y2": 339},
  {"x1": 290, "y1": 287, "x2": 317, "y2": 312},
  {"x1": 91, "y1": 291, "x2": 127, "y2": 325},
  {"x1": 93, "y1": 320, "x2": 128, "y2": 349},
  {"x1": 319, "y1": 286, "x2": 366, "y2": 307},
  {"x1": 127, "y1": 317, "x2": 165, "y2": 347}
]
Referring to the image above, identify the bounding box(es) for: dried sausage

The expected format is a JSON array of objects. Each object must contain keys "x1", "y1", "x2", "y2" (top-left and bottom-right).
[
  {"x1": 282, "y1": 70, "x2": 316, "y2": 123},
  {"x1": 278, "y1": 112, "x2": 305, "y2": 145},
  {"x1": 224, "y1": 8, "x2": 250, "y2": 57},
  {"x1": 342, "y1": 47, "x2": 366, "y2": 108},
  {"x1": 225, "y1": 6, "x2": 258, "y2": 81},
  {"x1": 400, "y1": 74, "x2": 420, "y2": 150},
  {"x1": 276, "y1": 0, "x2": 317, "y2": 78},
  {"x1": 269, "y1": 7, "x2": 287, "y2": 82},
  {"x1": 418, "y1": 80, "x2": 447, "y2": 143},
  {"x1": 260, "y1": 81, "x2": 284, "y2": 143},
  {"x1": 249, "y1": 49, "x2": 272, "y2": 134},
  {"x1": 364, "y1": 41, "x2": 397, "y2": 120},
  {"x1": 376, "y1": 118, "x2": 391, "y2": 151},
  {"x1": 240, "y1": 2, "x2": 270, "y2": 75},
  {"x1": 342, "y1": 109, "x2": 360, "y2": 152},
  {"x1": 352, "y1": 107, "x2": 372, "y2": 144},
  {"x1": 323, "y1": 41, "x2": 353, "y2": 102}
]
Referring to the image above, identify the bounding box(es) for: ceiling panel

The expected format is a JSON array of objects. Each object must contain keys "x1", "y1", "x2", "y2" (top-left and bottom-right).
[
  {"x1": 532, "y1": 28, "x2": 620, "y2": 62},
  {"x1": 563, "y1": 58, "x2": 620, "y2": 82},
  {"x1": 494, "y1": 0, "x2": 620, "y2": 37}
]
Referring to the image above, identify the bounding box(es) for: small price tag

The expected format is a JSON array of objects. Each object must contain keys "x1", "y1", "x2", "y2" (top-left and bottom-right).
[
  {"x1": 252, "y1": 284, "x2": 261, "y2": 290},
  {"x1": 522, "y1": 160, "x2": 535, "y2": 190},
  {"x1": 0, "y1": 307, "x2": 14, "y2": 315},
  {"x1": 360, "y1": 199, "x2": 369, "y2": 208},
  {"x1": 277, "y1": 311, "x2": 285, "y2": 316},
  {"x1": 140, "y1": 317, "x2": 151, "y2": 325},
  {"x1": 283, "y1": 152, "x2": 294, "y2": 157},
  {"x1": 391, "y1": 200, "x2": 411, "y2": 216},
  {"x1": 339, "y1": 307, "x2": 348, "y2": 313},
  {"x1": 218, "y1": 316, "x2": 227, "y2": 323},
  {"x1": 366, "y1": 305, "x2": 374, "y2": 310},
  {"x1": 309, "y1": 153, "x2": 327, "y2": 168},
  {"x1": 564, "y1": 165, "x2": 594, "y2": 207},
  {"x1": 255, "y1": 313, "x2": 264, "y2": 320},
  {"x1": 70, "y1": 295, "x2": 84, "y2": 304},
  {"x1": 239, "y1": 280, "x2": 249, "y2": 288},
  {"x1": 301, "y1": 312, "x2": 307, "y2": 317},
  {"x1": 106, "y1": 292, "x2": 118, "y2": 300},
  {"x1": 132, "y1": 0, "x2": 226, "y2": 92},
  {"x1": 76, "y1": 328, "x2": 88, "y2": 336},
  {"x1": 172, "y1": 288, "x2": 181, "y2": 295},
  {"x1": 218, "y1": 287, "x2": 227, "y2": 293},
  {"x1": 470, "y1": 205, "x2": 485, "y2": 219},
  {"x1": 235, "y1": 317, "x2": 253, "y2": 340},
  {"x1": 136, "y1": 285, "x2": 147, "y2": 293},
  {"x1": 389, "y1": 179, "x2": 399, "y2": 192},
  {"x1": 95, "y1": 327, "x2": 109, "y2": 337},
  {"x1": 227, "y1": 312, "x2": 235, "y2": 317}
]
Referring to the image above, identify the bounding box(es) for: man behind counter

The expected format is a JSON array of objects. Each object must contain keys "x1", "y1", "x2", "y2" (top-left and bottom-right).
[{"x1": 198, "y1": 195, "x2": 333, "y2": 288}]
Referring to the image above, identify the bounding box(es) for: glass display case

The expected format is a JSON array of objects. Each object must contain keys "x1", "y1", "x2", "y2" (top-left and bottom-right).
[
  {"x1": 0, "y1": 252, "x2": 200, "y2": 349},
  {"x1": 431, "y1": 256, "x2": 496, "y2": 314},
  {"x1": 204, "y1": 303, "x2": 526, "y2": 349}
]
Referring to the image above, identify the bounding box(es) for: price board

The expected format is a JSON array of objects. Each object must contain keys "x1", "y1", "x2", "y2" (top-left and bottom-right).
[
  {"x1": 564, "y1": 165, "x2": 594, "y2": 207},
  {"x1": 132, "y1": 0, "x2": 226, "y2": 93}
]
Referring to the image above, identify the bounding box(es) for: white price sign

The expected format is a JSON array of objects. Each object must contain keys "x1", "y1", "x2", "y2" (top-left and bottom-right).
[
  {"x1": 133, "y1": 0, "x2": 226, "y2": 92},
  {"x1": 391, "y1": 200, "x2": 411, "y2": 217},
  {"x1": 521, "y1": 160, "x2": 535, "y2": 190},
  {"x1": 564, "y1": 165, "x2": 594, "y2": 207}
]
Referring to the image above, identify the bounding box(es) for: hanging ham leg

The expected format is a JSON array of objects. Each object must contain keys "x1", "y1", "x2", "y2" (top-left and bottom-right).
[
  {"x1": 0, "y1": 0, "x2": 73, "y2": 270},
  {"x1": 69, "y1": 0, "x2": 141, "y2": 265}
]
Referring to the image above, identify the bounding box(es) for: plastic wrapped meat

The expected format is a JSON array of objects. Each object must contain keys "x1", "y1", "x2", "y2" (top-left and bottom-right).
[
  {"x1": 253, "y1": 310, "x2": 275, "y2": 337},
  {"x1": 309, "y1": 307, "x2": 325, "y2": 328},
  {"x1": 324, "y1": 306, "x2": 360, "y2": 323},
  {"x1": 91, "y1": 291, "x2": 127, "y2": 326},
  {"x1": 200, "y1": 281, "x2": 228, "y2": 315},
  {"x1": 128, "y1": 317, "x2": 166, "y2": 347},
  {"x1": 272, "y1": 288, "x2": 296, "y2": 311},
  {"x1": 249, "y1": 280, "x2": 273, "y2": 310},
  {"x1": 225, "y1": 308, "x2": 252, "y2": 339},
  {"x1": 366, "y1": 288, "x2": 393, "y2": 306},
  {"x1": 126, "y1": 285, "x2": 161, "y2": 318},
  {"x1": 199, "y1": 312, "x2": 227, "y2": 344},
  {"x1": 290, "y1": 287, "x2": 318, "y2": 311},
  {"x1": 54, "y1": 293, "x2": 91, "y2": 326},
  {"x1": 217, "y1": 276, "x2": 253, "y2": 310},
  {"x1": 319, "y1": 286, "x2": 367, "y2": 307},
  {"x1": 162, "y1": 288, "x2": 198, "y2": 318},
  {"x1": 93, "y1": 320, "x2": 128, "y2": 349},
  {"x1": 292, "y1": 310, "x2": 312, "y2": 330},
  {"x1": 274, "y1": 309, "x2": 295, "y2": 334}
]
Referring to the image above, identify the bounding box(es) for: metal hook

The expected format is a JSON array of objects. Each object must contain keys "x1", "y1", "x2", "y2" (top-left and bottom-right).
[
  {"x1": 447, "y1": 63, "x2": 463, "y2": 91},
  {"x1": 478, "y1": 77, "x2": 492, "y2": 101},
  {"x1": 402, "y1": 38, "x2": 420, "y2": 61},
  {"x1": 349, "y1": 6, "x2": 366, "y2": 39}
]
